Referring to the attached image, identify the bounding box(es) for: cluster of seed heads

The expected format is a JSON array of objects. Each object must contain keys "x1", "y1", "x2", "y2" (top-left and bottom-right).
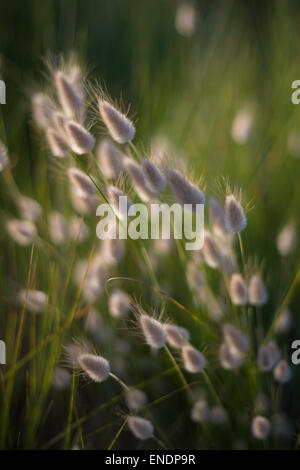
[{"x1": 2, "y1": 56, "x2": 296, "y2": 449}]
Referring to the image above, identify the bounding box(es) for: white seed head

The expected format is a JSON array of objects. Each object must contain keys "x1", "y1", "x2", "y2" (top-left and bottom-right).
[
  {"x1": 49, "y1": 211, "x2": 69, "y2": 245},
  {"x1": 0, "y1": 140, "x2": 9, "y2": 171},
  {"x1": 276, "y1": 224, "x2": 297, "y2": 256},
  {"x1": 77, "y1": 353, "x2": 110, "y2": 382},
  {"x1": 124, "y1": 157, "x2": 155, "y2": 201},
  {"x1": 51, "y1": 110, "x2": 68, "y2": 136},
  {"x1": 140, "y1": 315, "x2": 167, "y2": 349},
  {"x1": 182, "y1": 345, "x2": 206, "y2": 373},
  {"x1": 165, "y1": 324, "x2": 190, "y2": 349},
  {"x1": 101, "y1": 237, "x2": 125, "y2": 265},
  {"x1": 70, "y1": 189, "x2": 98, "y2": 215},
  {"x1": 275, "y1": 308, "x2": 293, "y2": 334},
  {"x1": 17, "y1": 196, "x2": 42, "y2": 222},
  {"x1": 257, "y1": 341, "x2": 280, "y2": 372},
  {"x1": 97, "y1": 139, "x2": 124, "y2": 179},
  {"x1": 125, "y1": 389, "x2": 147, "y2": 411},
  {"x1": 108, "y1": 289, "x2": 131, "y2": 318},
  {"x1": 70, "y1": 216, "x2": 89, "y2": 243},
  {"x1": 175, "y1": 3, "x2": 196, "y2": 37},
  {"x1": 202, "y1": 231, "x2": 222, "y2": 269},
  {"x1": 7, "y1": 219, "x2": 37, "y2": 245},
  {"x1": 32, "y1": 93, "x2": 55, "y2": 129},
  {"x1": 249, "y1": 274, "x2": 268, "y2": 306},
  {"x1": 229, "y1": 273, "x2": 248, "y2": 305},
  {"x1": 225, "y1": 195, "x2": 247, "y2": 233},
  {"x1": 252, "y1": 416, "x2": 270, "y2": 439},
  {"x1": 46, "y1": 128, "x2": 69, "y2": 157},
  {"x1": 78, "y1": 260, "x2": 108, "y2": 302},
  {"x1": 18, "y1": 289, "x2": 48, "y2": 313},
  {"x1": 209, "y1": 406, "x2": 227, "y2": 425},
  {"x1": 99, "y1": 100, "x2": 135, "y2": 144},
  {"x1": 68, "y1": 167, "x2": 97, "y2": 197},
  {"x1": 167, "y1": 169, "x2": 205, "y2": 211},
  {"x1": 209, "y1": 198, "x2": 227, "y2": 236},
  {"x1": 65, "y1": 121, "x2": 95, "y2": 155},
  {"x1": 107, "y1": 186, "x2": 132, "y2": 221},
  {"x1": 55, "y1": 71, "x2": 84, "y2": 120},
  {"x1": 141, "y1": 159, "x2": 167, "y2": 194},
  {"x1": 231, "y1": 109, "x2": 254, "y2": 145},
  {"x1": 190, "y1": 399, "x2": 209, "y2": 422},
  {"x1": 186, "y1": 262, "x2": 204, "y2": 290},
  {"x1": 222, "y1": 323, "x2": 249, "y2": 357},
  {"x1": 52, "y1": 367, "x2": 71, "y2": 390},
  {"x1": 127, "y1": 416, "x2": 154, "y2": 440},
  {"x1": 273, "y1": 359, "x2": 292, "y2": 383},
  {"x1": 219, "y1": 342, "x2": 244, "y2": 370}
]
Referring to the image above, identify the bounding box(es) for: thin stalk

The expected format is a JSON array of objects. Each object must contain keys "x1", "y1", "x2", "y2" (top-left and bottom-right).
[{"x1": 109, "y1": 372, "x2": 130, "y2": 392}]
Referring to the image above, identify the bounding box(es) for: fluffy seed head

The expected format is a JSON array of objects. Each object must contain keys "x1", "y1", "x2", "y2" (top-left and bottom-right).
[
  {"x1": 68, "y1": 167, "x2": 97, "y2": 197},
  {"x1": 77, "y1": 353, "x2": 110, "y2": 382},
  {"x1": 275, "y1": 308, "x2": 293, "y2": 334},
  {"x1": 222, "y1": 323, "x2": 249, "y2": 357},
  {"x1": 70, "y1": 216, "x2": 89, "y2": 242},
  {"x1": 52, "y1": 367, "x2": 71, "y2": 390},
  {"x1": 125, "y1": 389, "x2": 147, "y2": 411},
  {"x1": 49, "y1": 211, "x2": 69, "y2": 245},
  {"x1": 249, "y1": 274, "x2": 268, "y2": 306},
  {"x1": 101, "y1": 237, "x2": 125, "y2": 265},
  {"x1": 97, "y1": 139, "x2": 124, "y2": 179},
  {"x1": 17, "y1": 196, "x2": 42, "y2": 222},
  {"x1": 229, "y1": 273, "x2": 248, "y2": 305},
  {"x1": 209, "y1": 406, "x2": 227, "y2": 425},
  {"x1": 55, "y1": 71, "x2": 84, "y2": 120},
  {"x1": 276, "y1": 224, "x2": 297, "y2": 256},
  {"x1": 70, "y1": 189, "x2": 98, "y2": 215},
  {"x1": 128, "y1": 416, "x2": 154, "y2": 440},
  {"x1": 231, "y1": 109, "x2": 254, "y2": 145},
  {"x1": 257, "y1": 341, "x2": 281, "y2": 372},
  {"x1": 139, "y1": 315, "x2": 167, "y2": 349},
  {"x1": 273, "y1": 359, "x2": 292, "y2": 383},
  {"x1": 190, "y1": 399, "x2": 209, "y2": 422},
  {"x1": 124, "y1": 157, "x2": 155, "y2": 201},
  {"x1": 99, "y1": 100, "x2": 135, "y2": 144},
  {"x1": 141, "y1": 159, "x2": 167, "y2": 194},
  {"x1": 18, "y1": 289, "x2": 48, "y2": 313},
  {"x1": 175, "y1": 2, "x2": 196, "y2": 37},
  {"x1": 182, "y1": 345, "x2": 206, "y2": 373},
  {"x1": 219, "y1": 342, "x2": 245, "y2": 370},
  {"x1": 65, "y1": 121, "x2": 95, "y2": 154},
  {"x1": 225, "y1": 195, "x2": 247, "y2": 233},
  {"x1": 32, "y1": 93, "x2": 55, "y2": 129},
  {"x1": 186, "y1": 262, "x2": 204, "y2": 290},
  {"x1": 252, "y1": 416, "x2": 270, "y2": 439},
  {"x1": 46, "y1": 128, "x2": 69, "y2": 157},
  {"x1": 107, "y1": 186, "x2": 132, "y2": 221},
  {"x1": 0, "y1": 140, "x2": 9, "y2": 171},
  {"x1": 167, "y1": 169, "x2": 205, "y2": 211},
  {"x1": 165, "y1": 324, "x2": 190, "y2": 349},
  {"x1": 202, "y1": 231, "x2": 222, "y2": 269},
  {"x1": 7, "y1": 219, "x2": 37, "y2": 245},
  {"x1": 108, "y1": 289, "x2": 131, "y2": 318}
]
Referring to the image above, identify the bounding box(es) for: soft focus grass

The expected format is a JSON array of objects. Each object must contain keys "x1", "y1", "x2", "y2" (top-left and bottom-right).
[{"x1": 0, "y1": 0, "x2": 299, "y2": 449}]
